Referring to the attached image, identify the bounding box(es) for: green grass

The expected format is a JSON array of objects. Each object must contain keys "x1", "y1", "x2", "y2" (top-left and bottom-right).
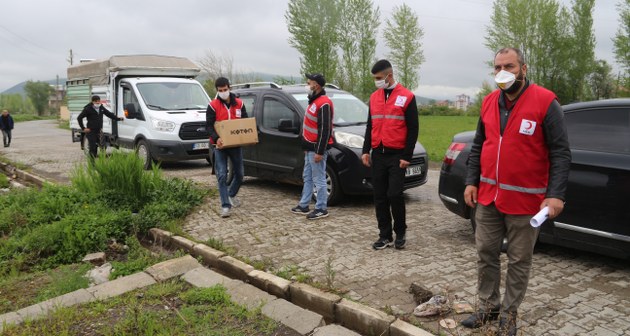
[
  {"x1": 0, "y1": 263, "x2": 91, "y2": 314},
  {"x1": 0, "y1": 173, "x2": 8, "y2": 188},
  {"x1": 1, "y1": 281, "x2": 291, "y2": 336},
  {"x1": 419, "y1": 115, "x2": 478, "y2": 162},
  {"x1": 10, "y1": 114, "x2": 57, "y2": 123}
]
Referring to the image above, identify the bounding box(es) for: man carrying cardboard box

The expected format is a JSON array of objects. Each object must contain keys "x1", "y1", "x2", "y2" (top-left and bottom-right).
[{"x1": 206, "y1": 77, "x2": 248, "y2": 218}]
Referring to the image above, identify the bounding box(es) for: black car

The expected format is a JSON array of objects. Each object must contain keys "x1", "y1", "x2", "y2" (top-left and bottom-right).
[
  {"x1": 438, "y1": 99, "x2": 630, "y2": 259},
  {"x1": 215, "y1": 82, "x2": 429, "y2": 205}
]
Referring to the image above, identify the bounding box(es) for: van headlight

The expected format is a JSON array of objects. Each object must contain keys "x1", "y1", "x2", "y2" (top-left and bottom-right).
[
  {"x1": 335, "y1": 131, "x2": 364, "y2": 149},
  {"x1": 152, "y1": 119, "x2": 176, "y2": 132}
]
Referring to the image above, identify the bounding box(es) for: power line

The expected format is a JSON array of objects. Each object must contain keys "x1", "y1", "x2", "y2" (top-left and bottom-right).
[{"x1": 0, "y1": 24, "x2": 53, "y2": 53}]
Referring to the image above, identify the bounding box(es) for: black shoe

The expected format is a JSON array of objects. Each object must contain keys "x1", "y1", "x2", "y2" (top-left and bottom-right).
[
  {"x1": 497, "y1": 313, "x2": 518, "y2": 336},
  {"x1": 372, "y1": 238, "x2": 393, "y2": 250},
  {"x1": 394, "y1": 235, "x2": 406, "y2": 249},
  {"x1": 461, "y1": 307, "x2": 501, "y2": 329},
  {"x1": 307, "y1": 209, "x2": 329, "y2": 220},
  {"x1": 291, "y1": 205, "x2": 309, "y2": 215}
]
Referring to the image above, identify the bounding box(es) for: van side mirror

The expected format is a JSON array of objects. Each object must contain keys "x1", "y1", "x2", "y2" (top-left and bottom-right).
[
  {"x1": 278, "y1": 119, "x2": 298, "y2": 133},
  {"x1": 124, "y1": 103, "x2": 138, "y2": 119}
]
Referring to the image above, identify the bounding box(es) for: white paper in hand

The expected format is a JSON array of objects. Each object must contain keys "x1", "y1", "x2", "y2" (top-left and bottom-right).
[{"x1": 530, "y1": 207, "x2": 549, "y2": 227}]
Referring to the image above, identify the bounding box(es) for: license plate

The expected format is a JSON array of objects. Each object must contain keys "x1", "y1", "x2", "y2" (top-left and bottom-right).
[
  {"x1": 405, "y1": 165, "x2": 423, "y2": 177},
  {"x1": 192, "y1": 142, "x2": 209, "y2": 150}
]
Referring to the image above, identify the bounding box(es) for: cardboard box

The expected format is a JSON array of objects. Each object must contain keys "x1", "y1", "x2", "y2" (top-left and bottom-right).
[{"x1": 215, "y1": 118, "x2": 258, "y2": 148}]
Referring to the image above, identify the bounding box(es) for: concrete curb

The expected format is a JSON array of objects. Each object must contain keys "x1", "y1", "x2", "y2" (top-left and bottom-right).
[
  {"x1": 0, "y1": 161, "x2": 47, "y2": 187},
  {"x1": 149, "y1": 228, "x2": 435, "y2": 336}
]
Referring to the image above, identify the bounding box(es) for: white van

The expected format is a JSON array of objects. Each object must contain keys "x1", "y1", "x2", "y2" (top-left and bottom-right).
[{"x1": 67, "y1": 55, "x2": 211, "y2": 168}]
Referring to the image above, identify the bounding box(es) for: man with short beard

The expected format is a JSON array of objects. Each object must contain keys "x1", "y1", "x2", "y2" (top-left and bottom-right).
[{"x1": 462, "y1": 48, "x2": 571, "y2": 336}]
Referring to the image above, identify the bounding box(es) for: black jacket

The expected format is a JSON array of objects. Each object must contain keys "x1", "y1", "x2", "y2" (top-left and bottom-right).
[
  {"x1": 0, "y1": 115, "x2": 14, "y2": 130},
  {"x1": 301, "y1": 89, "x2": 333, "y2": 155},
  {"x1": 78, "y1": 103, "x2": 119, "y2": 130},
  {"x1": 465, "y1": 82, "x2": 572, "y2": 200}
]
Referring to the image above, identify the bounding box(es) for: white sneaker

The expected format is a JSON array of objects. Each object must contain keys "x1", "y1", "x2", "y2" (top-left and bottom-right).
[
  {"x1": 221, "y1": 207, "x2": 231, "y2": 218},
  {"x1": 229, "y1": 196, "x2": 241, "y2": 208}
]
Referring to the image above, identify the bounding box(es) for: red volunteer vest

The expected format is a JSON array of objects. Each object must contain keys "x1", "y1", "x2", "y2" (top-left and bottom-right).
[
  {"x1": 210, "y1": 97, "x2": 244, "y2": 122},
  {"x1": 302, "y1": 95, "x2": 334, "y2": 144},
  {"x1": 478, "y1": 84, "x2": 557, "y2": 215},
  {"x1": 369, "y1": 84, "x2": 414, "y2": 149}
]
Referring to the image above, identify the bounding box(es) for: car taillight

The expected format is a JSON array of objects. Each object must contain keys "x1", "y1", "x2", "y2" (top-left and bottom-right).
[{"x1": 443, "y1": 142, "x2": 466, "y2": 165}]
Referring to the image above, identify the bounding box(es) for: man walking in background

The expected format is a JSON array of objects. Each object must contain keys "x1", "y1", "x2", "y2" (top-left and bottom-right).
[
  {"x1": 462, "y1": 47, "x2": 571, "y2": 336},
  {"x1": 362, "y1": 59, "x2": 419, "y2": 250},
  {"x1": 0, "y1": 109, "x2": 14, "y2": 148},
  {"x1": 77, "y1": 96, "x2": 123, "y2": 158},
  {"x1": 206, "y1": 77, "x2": 247, "y2": 218},
  {"x1": 291, "y1": 73, "x2": 334, "y2": 220}
]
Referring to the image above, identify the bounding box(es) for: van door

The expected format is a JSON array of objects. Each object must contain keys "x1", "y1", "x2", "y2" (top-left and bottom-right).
[
  {"x1": 237, "y1": 93, "x2": 258, "y2": 175},
  {"x1": 117, "y1": 82, "x2": 145, "y2": 148},
  {"x1": 255, "y1": 94, "x2": 303, "y2": 182}
]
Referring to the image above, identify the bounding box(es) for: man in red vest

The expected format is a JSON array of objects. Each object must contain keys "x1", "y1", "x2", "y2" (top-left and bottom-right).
[
  {"x1": 206, "y1": 77, "x2": 248, "y2": 218},
  {"x1": 361, "y1": 59, "x2": 419, "y2": 250},
  {"x1": 291, "y1": 73, "x2": 334, "y2": 220},
  {"x1": 462, "y1": 48, "x2": 571, "y2": 336}
]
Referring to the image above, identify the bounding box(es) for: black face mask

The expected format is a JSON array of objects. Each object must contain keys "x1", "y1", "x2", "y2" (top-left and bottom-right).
[{"x1": 502, "y1": 70, "x2": 525, "y2": 95}]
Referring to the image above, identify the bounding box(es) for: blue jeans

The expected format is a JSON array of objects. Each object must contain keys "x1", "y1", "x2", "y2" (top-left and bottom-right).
[
  {"x1": 298, "y1": 151, "x2": 328, "y2": 210},
  {"x1": 214, "y1": 147, "x2": 244, "y2": 208}
]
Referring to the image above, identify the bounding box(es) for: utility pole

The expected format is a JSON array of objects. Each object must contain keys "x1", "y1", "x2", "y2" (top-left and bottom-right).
[{"x1": 67, "y1": 49, "x2": 74, "y2": 65}]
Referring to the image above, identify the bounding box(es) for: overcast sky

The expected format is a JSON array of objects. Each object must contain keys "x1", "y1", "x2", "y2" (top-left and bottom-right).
[{"x1": 0, "y1": 0, "x2": 622, "y2": 99}]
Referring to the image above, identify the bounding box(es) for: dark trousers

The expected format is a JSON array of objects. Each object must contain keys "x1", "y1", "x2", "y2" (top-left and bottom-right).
[
  {"x1": 85, "y1": 129, "x2": 102, "y2": 158},
  {"x1": 371, "y1": 150, "x2": 407, "y2": 240},
  {"x1": 2, "y1": 129, "x2": 11, "y2": 146}
]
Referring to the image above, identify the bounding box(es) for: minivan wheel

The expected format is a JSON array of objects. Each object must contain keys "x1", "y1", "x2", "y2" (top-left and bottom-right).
[
  {"x1": 313, "y1": 165, "x2": 342, "y2": 206},
  {"x1": 136, "y1": 140, "x2": 153, "y2": 170}
]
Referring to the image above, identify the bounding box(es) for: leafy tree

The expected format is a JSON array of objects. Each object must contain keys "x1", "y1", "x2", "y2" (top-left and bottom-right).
[
  {"x1": 614, "y1": 0, "x2": 630, "y2": 72},
  {"x1": 567, "y1": 0, "x2": 596, "y2": 102},
  {"x1": 588, "y1": 60, "x2": 615, "y2": 100},
  {"x1": 286, "y1": 0, "x2": 340, "y2": 83},
  {"x1": 467, "y1": 81, "x2": 494, "y2": 117},
  {"x1": 24, "y1": 81, "x2": 53, "y2": 116},
  {"x1": 614, "y1": 0, "x2": 630, "y2": 97},
  {"x1": 0, "y1": 93, "x2": 34, "y2": 114},
  {"x1": 337, "y1": 0, "x2": 380, "y2": 101},
  {"x1": 485, "y1": 0, "x2": 598, "y2": 103},
  {"x1": 383, "y1": 4, "x2": 425, "y2": 91},
  {"x1": 273, "y1": 76, "x2": 298, "y2": 85}
]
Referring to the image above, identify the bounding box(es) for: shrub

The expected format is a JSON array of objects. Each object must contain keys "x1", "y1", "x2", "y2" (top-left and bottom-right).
[{"x1": 71, "y1": 150, "x2": 163, "y2": 211}]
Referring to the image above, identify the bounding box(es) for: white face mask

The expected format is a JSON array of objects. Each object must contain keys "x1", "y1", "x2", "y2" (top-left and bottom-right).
[
  {"x1": 218, "y1": 91, "x2": 230, "y2": 100},
  {"x1": 374, "y1": 73, "x2": 390, "y2": 89},
  {"x1": 93, "y1": 103, "x2": 101, "y2": 109},
  {"x1": 494, "y1": 70, "x2": 516, "y2": 90}
]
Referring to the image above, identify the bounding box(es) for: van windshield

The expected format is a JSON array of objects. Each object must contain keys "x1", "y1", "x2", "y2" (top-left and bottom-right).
[
  {"x1": 292, "y1": 93, "x2": 368, "y2": 126},
  {"x1": 137, "y1": 82, "x2": 209, "y2": 110}
]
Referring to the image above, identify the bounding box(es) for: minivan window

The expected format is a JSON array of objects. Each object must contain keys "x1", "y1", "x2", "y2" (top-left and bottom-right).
[
  {"x1": 565, "y1": 107, "x2": 630, "y2": 154},
  {"x1": 137, "y1": 82, "x2": 209, "y2": 110},
  {"x1": 239, "y1": 95, "x2": 256, "y2": 115},
  {"x1": 292, "y1": 93, "x2": 368, "y2": 126},
  {"x1": 262, "y1": 98, "x2": 298, "y2": 130}
]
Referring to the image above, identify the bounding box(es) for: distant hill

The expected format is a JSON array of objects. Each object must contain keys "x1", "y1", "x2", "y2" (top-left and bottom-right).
[{"x1": 2, "y1": 78, "x2": 66, "y2": 96}]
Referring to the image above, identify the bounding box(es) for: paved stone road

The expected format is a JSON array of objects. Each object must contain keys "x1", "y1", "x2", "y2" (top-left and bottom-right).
[{"x1": 3, "y1": 120, "x2": 630, "y2": 336}]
